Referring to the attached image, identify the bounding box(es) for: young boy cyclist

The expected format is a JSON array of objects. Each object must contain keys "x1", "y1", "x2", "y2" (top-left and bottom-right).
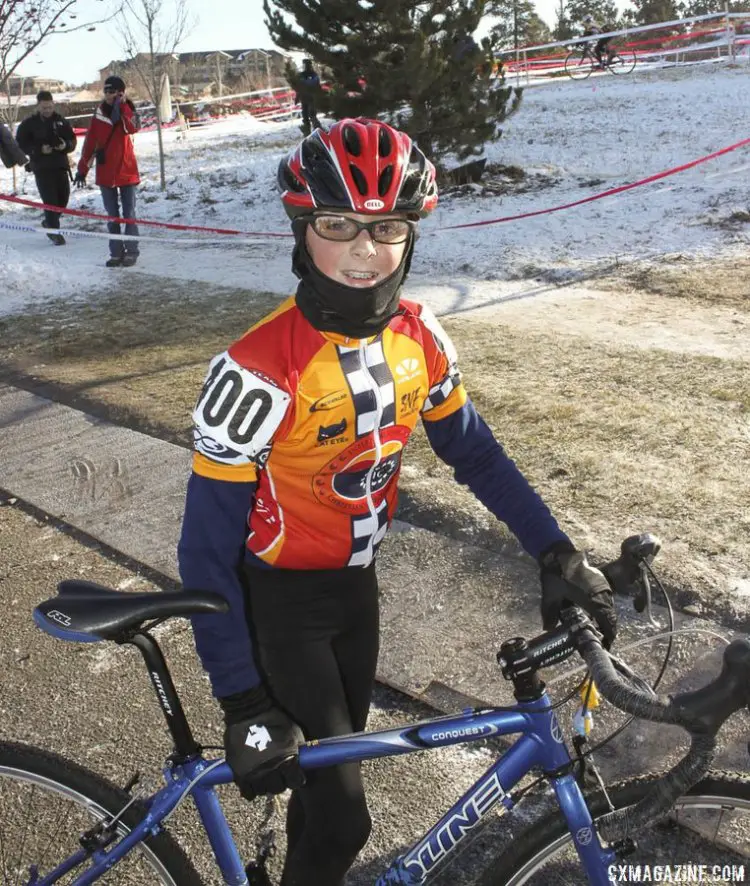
[{"x1": 178, "y1": 118, "x2": 616, "y2": 886}]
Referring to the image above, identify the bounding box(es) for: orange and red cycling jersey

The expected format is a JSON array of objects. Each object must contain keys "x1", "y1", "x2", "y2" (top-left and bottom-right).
[
  {"x1": 190, "y1": 296, "x2": 466, "y2": 569},
  {"x1": 179, "y1": 295, "x2": 571, "y2": 696}
]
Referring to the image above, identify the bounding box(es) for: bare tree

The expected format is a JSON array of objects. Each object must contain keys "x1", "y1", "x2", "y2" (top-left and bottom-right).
[
  {"x1": 117, "y1": 0, "x2": 195, "y2": 190},
  {"x1": 0, "y1": 0, "x2": 113, "y2": 123}
]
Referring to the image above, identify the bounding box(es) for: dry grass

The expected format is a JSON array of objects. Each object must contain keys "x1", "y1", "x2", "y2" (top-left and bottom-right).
[
  {"x1": 0, "y1": 277, "x2": 281, "y2": 444},
  {"x1": 405, "y1": 316, "x2": 750, "y2": 609},
  {"x1": 599, "y1": 253, "x2": 750, "y2": 310}
]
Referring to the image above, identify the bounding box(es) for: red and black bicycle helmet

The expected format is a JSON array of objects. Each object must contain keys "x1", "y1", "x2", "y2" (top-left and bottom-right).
[{"x1": 278, "y1": 118, "x2": 438, "y2": 220}]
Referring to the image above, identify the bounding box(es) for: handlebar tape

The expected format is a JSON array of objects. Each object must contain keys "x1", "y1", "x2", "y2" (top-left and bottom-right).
[{"x1": 579, "y1": 633, "x2": 750, "y2": 842}]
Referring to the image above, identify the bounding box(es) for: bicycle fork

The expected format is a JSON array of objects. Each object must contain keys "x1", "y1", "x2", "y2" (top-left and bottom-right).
[{"x1": 551, "y1": 773, "x2": 618, "y2": 886}]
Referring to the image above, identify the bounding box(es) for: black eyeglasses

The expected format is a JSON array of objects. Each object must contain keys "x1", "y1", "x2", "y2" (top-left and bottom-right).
[
  {"x1": 302, "y1": 214, "x2": 416, "y2": 245},
  {"x1": 103, "y1": 88, "x2": 120, "y2": 94}
]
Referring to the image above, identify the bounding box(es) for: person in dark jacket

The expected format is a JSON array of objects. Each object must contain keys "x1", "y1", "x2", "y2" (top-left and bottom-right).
[
  {"x1": 0, "y1": 121, "x2": 27, "y2": 170},
  {"x1": 15, "y1": 91, "x2": 76, "y2": 246},
  {"x1": 295, "y1": 59, "x2": 322, "y2": 136},
  {"x1": 74, "y1": 75, "x2": 141, "y2": 268}
]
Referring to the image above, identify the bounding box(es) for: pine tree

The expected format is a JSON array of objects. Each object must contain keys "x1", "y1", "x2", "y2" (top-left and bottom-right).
[
  {"x1": 264, "y1": 0, "x2": 521, "y2": 169},
  {"x1": 680, "y1": 0, "x2": 750, "y2": 13},
  {"x1": 553, "y1": 0, "x2": 576, "y2": 41},
  {"x1": 486, "y1": 0, "x2": 552, "y2": 49},
  {"x1": 630, "y1": 0, "x2": 679, "y2": 23},
  {"x1": 564, "y1": 0, "x2": 619, "y2": 30}
]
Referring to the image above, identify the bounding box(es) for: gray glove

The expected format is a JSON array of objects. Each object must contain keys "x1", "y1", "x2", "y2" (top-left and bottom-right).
[
  {"x1": 540, "y1": 543, "x2": 617, "y2": 644},
  {"x1": 221, "y1": 687, "x2": 305, "y2": 800}
]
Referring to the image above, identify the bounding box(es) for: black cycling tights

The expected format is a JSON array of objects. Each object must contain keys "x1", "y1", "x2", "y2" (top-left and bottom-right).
[{"x1": 245, "y1": 563, "x2": 380, "y2": 886}]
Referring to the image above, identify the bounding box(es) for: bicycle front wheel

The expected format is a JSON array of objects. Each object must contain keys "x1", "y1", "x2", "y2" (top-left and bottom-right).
[
  {"x1": 565, "y1": 52, "x2": 595, "y2": 80},
  {"x1": 609, "y1": 51, "x2": 636, "y2": 74},
  {"x1": 0, "y1": 740, "x2": 203, "y2": 884},
  {"x1": 476, "y1": 771, "x2": 750, "y2": 885}
]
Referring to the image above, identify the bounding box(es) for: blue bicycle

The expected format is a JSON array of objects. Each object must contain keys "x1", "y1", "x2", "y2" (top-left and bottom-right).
[{"x1": 4, "y1": 534, "x2": 749, "y2": 884}]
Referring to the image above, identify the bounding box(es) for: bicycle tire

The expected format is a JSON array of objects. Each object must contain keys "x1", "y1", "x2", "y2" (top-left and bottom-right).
[
  {"x1": 0, "y1": 740, "x2": 204, "y2": 885},
  {"x1": 609, "y1": 51, "x2": 636, "y2": 74},
  {"x1": 564, "y1": 51, "x2": 595, "y2": 80},
  {"x1": 475, "y1": 770, "x2": 750, "y2": 885}
]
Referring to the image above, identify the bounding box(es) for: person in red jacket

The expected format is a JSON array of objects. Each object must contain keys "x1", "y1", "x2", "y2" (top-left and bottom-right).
[{"x1": 75, "y1": 76, "x2": 141, "y2": 268}]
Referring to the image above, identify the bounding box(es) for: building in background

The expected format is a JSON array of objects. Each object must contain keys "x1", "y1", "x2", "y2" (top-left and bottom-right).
[
  {"x1": 5, "y1": 76, "x2": 67, "y2": 96},
  {"x1": 99, "y1": 48, "x2": 289, "y2": 101}
]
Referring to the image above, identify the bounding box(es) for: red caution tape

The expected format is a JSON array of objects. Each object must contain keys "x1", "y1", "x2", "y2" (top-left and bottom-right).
[
  {"x1": 440, "y1": 136, "x2": 750, "y2": 231},
  {"x1": 0, "y1": 192, "x2": 292, "y2": 238},
  {"x1": 2, "y1": 136, "x2": 749, "y2": 239}
]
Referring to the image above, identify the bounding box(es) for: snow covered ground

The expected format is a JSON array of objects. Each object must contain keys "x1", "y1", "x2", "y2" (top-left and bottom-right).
[{"x1": 0, "y1": 61, "x2": 748, "y2": 317}]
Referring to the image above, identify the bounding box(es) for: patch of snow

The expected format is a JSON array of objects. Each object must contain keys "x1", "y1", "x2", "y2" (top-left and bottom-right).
[{"x1": 0, "y1": 64, "x2": 748, "y2": 317}]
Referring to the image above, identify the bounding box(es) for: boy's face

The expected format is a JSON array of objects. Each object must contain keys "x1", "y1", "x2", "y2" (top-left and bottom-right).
[{"x1": 305, "y1": 212, "x2": 410, "y2": 288}]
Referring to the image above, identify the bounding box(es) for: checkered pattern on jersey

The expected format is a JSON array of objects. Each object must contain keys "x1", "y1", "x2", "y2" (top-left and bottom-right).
[
  {"x1": 347, "y1": 499, "x2": 389, "y2": 567},
  {"x1": 337, "y1": 338, "x2": 396, "y2": 437},
  {"x1": 422, "y1": 367, "x2": 461, "y2": 413}
]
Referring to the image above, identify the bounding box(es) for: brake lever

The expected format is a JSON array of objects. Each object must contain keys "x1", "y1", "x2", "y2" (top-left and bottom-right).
[
  {"x1": 619, "y1": 533, "x2": 662, "y2": 628},
  {"x1": 633, "y1": 564, "x2": 660, "y2": 629}
]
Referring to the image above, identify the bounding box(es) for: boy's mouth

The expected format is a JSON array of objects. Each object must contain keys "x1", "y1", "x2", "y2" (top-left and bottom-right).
[{"x1": 343, "y1": 270, "x2": 379, "y2": 282}]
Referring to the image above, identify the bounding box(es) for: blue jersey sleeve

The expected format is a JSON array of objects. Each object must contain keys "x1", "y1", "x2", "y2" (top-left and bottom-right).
[
  {"x1": 178, "y1": 472, "x2": 260, "y2": 697},
  {"x1": 423, "y1": 398, "x2": 571, "y2": 560}
]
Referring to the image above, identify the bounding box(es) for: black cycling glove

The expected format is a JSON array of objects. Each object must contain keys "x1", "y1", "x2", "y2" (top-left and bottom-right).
[
  {"x1": 220, "y1": 685, "x2": 305, "y2": 801},
  {"x1": 539, "y1": 542, "x2": 617, "y2": 644}
]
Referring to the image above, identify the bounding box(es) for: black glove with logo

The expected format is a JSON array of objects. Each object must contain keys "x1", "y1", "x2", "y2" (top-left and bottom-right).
[
  {"x1": 73, "y1": 171, "x2": 87, "y2": 188},
  {"x1": 220, "y1": 685, "x2": 305, "y2": 801},
  {"x1": 539, "y1": 542, "x2": 617, "y2": 645}
]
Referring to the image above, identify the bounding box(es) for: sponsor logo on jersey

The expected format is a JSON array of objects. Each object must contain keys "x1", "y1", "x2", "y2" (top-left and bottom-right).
[
  {"x1": 313, "y1": 426, "x2": 410, "y2": 513},
  {"x1": 395, "y1": 358, "x2": 422, "y2": 383},
  {"x1": 400, "y1": 387, "x2": 422, "y2": 416},
  {"x1": 317, "y1": 418, "x2": 348, "y2": 445},
  {"x1": 309, "y1": 391, "x2": 348, "y2": 412}
]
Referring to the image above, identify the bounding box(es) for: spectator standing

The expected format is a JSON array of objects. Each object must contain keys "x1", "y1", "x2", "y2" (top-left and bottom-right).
[
  {"x1": 15, "y1": 91, "x2": 77, "y2": 246},
  {"x1": 295, "y1": 59, "x2": 322, "y2": 136},
  {"x1": 75, "y1": 76, "x2": 141, "y2": 268}
]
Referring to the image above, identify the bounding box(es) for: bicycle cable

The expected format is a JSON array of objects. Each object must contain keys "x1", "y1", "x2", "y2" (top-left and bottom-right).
[{"x1": 159, "y1": 758, "x2": 226, "y2": 825}]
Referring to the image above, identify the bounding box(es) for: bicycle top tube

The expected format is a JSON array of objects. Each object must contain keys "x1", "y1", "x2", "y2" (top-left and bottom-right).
[{"x1": 198, "y1": 694, "x2": 570, "y2": 788}]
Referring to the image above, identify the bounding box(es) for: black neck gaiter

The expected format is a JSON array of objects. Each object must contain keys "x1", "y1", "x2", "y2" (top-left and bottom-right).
[{"x1": 292, "y1": 221, "x2": 415, "y2": 339}]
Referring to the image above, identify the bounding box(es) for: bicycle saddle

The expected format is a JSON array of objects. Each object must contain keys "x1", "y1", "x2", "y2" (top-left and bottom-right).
[{"x1": 34, "y1": 580, "x2": 228, "y2": 644}]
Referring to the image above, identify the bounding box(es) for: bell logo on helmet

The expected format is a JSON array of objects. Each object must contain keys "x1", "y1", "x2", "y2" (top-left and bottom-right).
[{"x1": 364, "y1": 198, "x2": 385, "y2": 211}]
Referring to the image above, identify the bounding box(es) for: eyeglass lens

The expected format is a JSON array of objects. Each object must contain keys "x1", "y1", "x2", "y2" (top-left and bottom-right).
[{"x1": 313, "y1": 216, "x2": 411, "y2": 244}]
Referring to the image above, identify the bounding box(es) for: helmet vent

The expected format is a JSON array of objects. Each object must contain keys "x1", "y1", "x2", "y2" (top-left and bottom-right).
[
  {"x1": 279, "y1": 164, "x2": 307, "y2": 194},
  {"x1": 342, "y1": 125, "x2": 362, "y2": 156},
  {"x1": 378, "y1": 127, "x2": 392, "y2": 156},
  {"x1": 349, "y1": 164, "x2": 368, "y2": 196},
  {"x1": 378, "y1": 165, "x2": 394, "y2": 197}
]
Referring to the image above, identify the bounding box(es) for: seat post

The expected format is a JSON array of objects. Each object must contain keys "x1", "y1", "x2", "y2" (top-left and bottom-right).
[{"x1": 127, "y1": 631, "x2": 201, "y2": 760}]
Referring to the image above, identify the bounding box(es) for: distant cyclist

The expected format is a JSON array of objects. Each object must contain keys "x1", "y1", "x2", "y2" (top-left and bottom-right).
[{"x1": 582, "y1": 14, "x2": 613, "y2": 68}]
